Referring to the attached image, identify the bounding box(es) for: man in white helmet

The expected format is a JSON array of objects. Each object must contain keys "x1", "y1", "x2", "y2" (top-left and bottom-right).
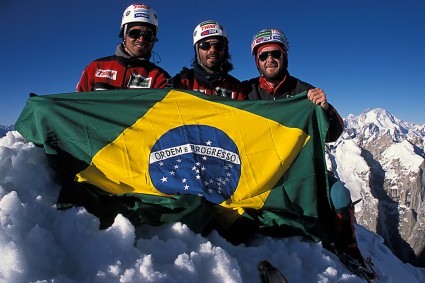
[
  {"x1": 173, "y1": 20, "x2": 245, "y2": 100},
  {"x1": 57, "y1": 4, "x2": 172, "y2": 229},
  {"x1": 243, "y1": 29, "x2": 375, "y2": 277},
  {"x1": 243, "y1": 28, "x2": 344, "y2": 141},
  {"x1": 77, "y1": 3, "x2": 172, "y2": 92}
]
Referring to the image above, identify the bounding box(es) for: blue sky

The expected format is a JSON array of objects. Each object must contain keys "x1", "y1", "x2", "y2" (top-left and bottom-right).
[{"x1": 1, "y1": 0, "x2": 424, "y2": 125}]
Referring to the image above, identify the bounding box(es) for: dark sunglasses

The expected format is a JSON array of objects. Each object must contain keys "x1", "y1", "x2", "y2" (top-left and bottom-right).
[
  {"x1": 258, "y1": 50, "x2": 283, "y2": 62},
  {"x1": 127, "y1": 29, "x2": 156, "y2": 42},
  {"x1": 198, "y1": 41, "x2": 226, "y2": 51}
]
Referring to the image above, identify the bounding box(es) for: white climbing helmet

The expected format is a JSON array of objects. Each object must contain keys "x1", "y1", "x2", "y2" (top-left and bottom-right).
[
  {"x1": 119, "y1": 4, "x2": 158, "y2": 37},
  {"x1": 193, "y1": 20, "x2": 228, "y2": 46},
  {"x1": 251, "y1": 28, "x2": 290, "y2": 55}
]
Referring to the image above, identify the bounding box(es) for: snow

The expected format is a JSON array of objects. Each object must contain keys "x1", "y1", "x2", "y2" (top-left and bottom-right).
[
  {"x1": 363, "y1": 109, "x2": 397, "y2": 130},
  {"x1": 362, "y1": 108, "x2": 408, "y2": 137},
  {"x1": 380, "y1": 140, "x2": 424, "y2": 183},
  {"x1": 1, "y1": 130, "x2": 425, "y2": 282},
  {"x1": 382, "y1": 140, "x2": 424, "y2": 170},
  {"x1": 344, "y1": 108, "x2": 413, "y2": 142},
  {"x1": 332, "y1": 139, "x2": 371, "y2": 211}
]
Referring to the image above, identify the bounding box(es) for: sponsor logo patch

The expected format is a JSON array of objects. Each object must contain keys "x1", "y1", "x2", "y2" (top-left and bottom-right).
[
  {"x1": 128, "y1": 74, "x2": 152, "y2": 88},
  {"x1": 201, "y1": 24, "x2": 217, "y2": 31},
  {"x1": 95, "y1": 69, "x2": 117, "y2": 80},
  {"x1": 201, "y1": 30, "x2": 218, "y2": 36},
  {"x1": 133, "y1": 4, "x2": 150, "y2": 10},
  {"x1": 134, "y1": 12, "x2": 149, "y2": 19}
]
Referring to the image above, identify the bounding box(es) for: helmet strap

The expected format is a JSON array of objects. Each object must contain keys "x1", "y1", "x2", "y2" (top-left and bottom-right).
[
  {"x1": 123, "y1": 25, "x2": 127, "y2": 37},
  {"x1": 195, "y1": 44, "x2": 210, "y2": 72}
]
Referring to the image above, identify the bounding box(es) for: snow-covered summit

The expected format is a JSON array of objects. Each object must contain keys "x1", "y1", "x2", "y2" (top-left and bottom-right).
[{"x1": 344, "y1": 108, "x2": 413, "y2": 143}]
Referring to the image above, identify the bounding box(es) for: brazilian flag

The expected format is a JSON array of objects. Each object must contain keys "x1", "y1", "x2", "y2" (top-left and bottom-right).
[{"x1": 15, "y1": 89, "x2": 334, "y2": 244}]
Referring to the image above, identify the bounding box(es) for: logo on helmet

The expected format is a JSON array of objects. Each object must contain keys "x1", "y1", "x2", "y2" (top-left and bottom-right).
[
  {"x1": 201, "y1": 30, "x2": 218, "y2": 36},
  {"x1": 134, "y1": 12, "x2": 149, "y2": 19},
  {"x1": 133, "y1": 4, "x2": 150, "y2": 9},
  {"x1": 262, "y1": 36, "x2": 272, "y2": 42},
  {"x1": 201, "y1": 24, "x2": 218, "y2": 31}
]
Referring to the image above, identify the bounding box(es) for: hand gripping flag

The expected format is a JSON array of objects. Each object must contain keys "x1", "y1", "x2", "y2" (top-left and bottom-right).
[{"x1": 15, "y1": 89, "x2": 333, "y2": 243}]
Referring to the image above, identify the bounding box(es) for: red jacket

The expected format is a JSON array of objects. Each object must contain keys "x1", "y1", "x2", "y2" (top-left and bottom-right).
[
  {"x1": 77, "y1": 45, "x2": 172, "y2": 92},
  {"x1": 173, "y1": 67, "x2": 246, "y2": 100}
]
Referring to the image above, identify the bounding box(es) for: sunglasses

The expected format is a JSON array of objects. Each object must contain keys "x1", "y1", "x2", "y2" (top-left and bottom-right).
[
  {"x1": 258, "y1": 50, "x2": 283, "y2": 62},
  {"x1": 198, "y1": 41, "x2": 226, "y2": 51},
  {"x1": 127, "y1": 29, "x2": 156, "y2": 42}
]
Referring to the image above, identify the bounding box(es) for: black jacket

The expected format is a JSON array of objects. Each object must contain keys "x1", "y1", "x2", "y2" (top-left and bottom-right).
[{"x1": 242, "y1": 74, "x2": 344, "y2": 142}]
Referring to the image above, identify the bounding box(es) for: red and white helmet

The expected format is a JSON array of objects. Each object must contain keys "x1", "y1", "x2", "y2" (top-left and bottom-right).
[
  {"x1": 193, "y1": 20, "x2": 228, "y2": 46},
  {"x1": 251, "y1": 28, "x2": 289, "y2": 55},
  {"x1": 119, "y1": 4, "x2": 158, "y2": 37}
]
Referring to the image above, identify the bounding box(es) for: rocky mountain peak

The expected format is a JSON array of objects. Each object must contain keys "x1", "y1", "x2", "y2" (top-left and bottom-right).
[{"x1": 330, "y1": 108, "x2": 425, "y2": 267}]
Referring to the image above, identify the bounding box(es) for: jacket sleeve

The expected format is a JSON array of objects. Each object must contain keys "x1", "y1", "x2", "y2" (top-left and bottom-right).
[
  {"x1": 235, "y1": 85, "x2": 247, "y2": 100},
  {"x1": 325, "y1": 104, "x2": 344, "y2": 142},
  {"x1": 151, "y1": 70, "x2": 173, "y2": 89},
  {"x1": 76, "y1": 64, "x2": 94, "y2": 92},
  {"x1": 172, "y1": 67, "x2": 192, "y2": 90},
  {"x1": 172, "y1": 74, "x2": 182, "y2": 89}
]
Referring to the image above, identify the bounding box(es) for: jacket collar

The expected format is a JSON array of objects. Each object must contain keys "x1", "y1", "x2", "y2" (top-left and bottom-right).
[{"x1": 115, "y1": 44, "x2": 150, "y2": 66}]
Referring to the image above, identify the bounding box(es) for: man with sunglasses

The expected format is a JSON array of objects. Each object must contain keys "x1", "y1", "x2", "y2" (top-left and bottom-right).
[
  {"x1": 243, "y1": 29, "x2": 375, "y2": 277},
  {"x1": 57, "y1": 4, "x2": 173, "y2": 229},
  {"x1": 244, "y1": 28, "x2": 344, "y2": 142},
  {"x1": 173, "y1": 20, "x2": 245, "y2": 100},
  {"x1": 77, "y1": 4, "x2": 171, "y2": 92},
  {"x1": 243, "y1": 28, "x2": 343, "y2": 142}
]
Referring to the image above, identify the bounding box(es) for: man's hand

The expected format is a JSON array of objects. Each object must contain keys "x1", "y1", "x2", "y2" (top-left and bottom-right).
[{"x1": 307, "y1": 88, "x2": 329, "y2": 110}]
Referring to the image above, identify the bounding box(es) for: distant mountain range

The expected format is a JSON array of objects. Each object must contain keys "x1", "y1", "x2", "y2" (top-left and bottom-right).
[
  {"x1": 2, "y1": 108, "x2": 425, "y2": 267},
  {"x1": 327, "y1": 108, "x2": 425, "y2": 267}
]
